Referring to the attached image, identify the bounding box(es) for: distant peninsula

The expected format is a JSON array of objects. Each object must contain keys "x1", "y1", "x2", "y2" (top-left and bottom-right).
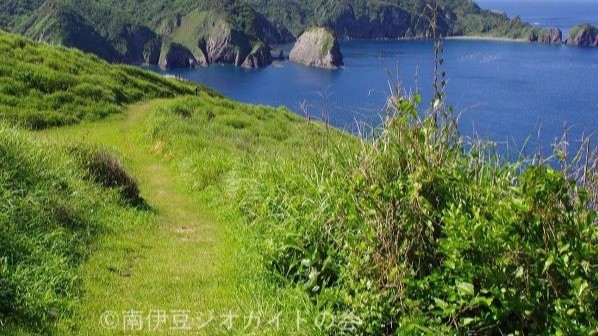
[{"x1": 0, "y1": 0, "x2": 595, "y2": 70}]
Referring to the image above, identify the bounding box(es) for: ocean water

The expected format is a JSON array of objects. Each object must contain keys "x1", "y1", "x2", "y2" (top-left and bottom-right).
[
  {"x1": 150, "y1": 1, "x2": 598, "y2": 154},
  {"x1": 477, "y1": 0, "x2": 598, "y2": 36}
]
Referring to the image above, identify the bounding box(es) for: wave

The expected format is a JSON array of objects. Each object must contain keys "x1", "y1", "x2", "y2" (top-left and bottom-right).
[{"x1": 458, "y1": 53, "x2": 499, "y2": 63}]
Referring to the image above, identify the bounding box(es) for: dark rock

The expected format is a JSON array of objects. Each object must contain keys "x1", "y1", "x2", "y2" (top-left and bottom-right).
[
  {"x1": 242, "y1": 42, "x2": 273, "y2": 68},
  {"x1": 539, "y1": 28, "x2": 562, "y2": 44},
  {"x1": 289, "y1": 27, "x2": 343, "y2": 69},
  {"x1": 159, "y1": 43, "x2": 197, "y2": 69},
  {"x1": 530, "y1": 27, "x2": 562, "y2": 44},
  {"x1": 195, "y1": 20, "x2": 272, "y2": 68},
  {"x1": 118, "y1": 25, "x2": 162, "y2": 64},
  {"x1": 270, "y1": 48, "x2": 285, "y2": 61}
]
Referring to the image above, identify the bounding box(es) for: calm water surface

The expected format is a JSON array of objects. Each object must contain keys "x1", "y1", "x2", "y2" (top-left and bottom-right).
[
  {"x1": 151, "y1": 39, "x2": 597, "y2": 154},
  {"x1": 478, "y1": 0, "x2": 598, "y2": 35}
]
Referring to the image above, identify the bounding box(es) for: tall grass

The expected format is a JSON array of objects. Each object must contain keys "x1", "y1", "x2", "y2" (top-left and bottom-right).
[
  {"x1": 238, "y1": 31, "x2": 597, "y2": 335},
  {"x1": 0, "y1": 125, "x2": 147, "y2": 334}
]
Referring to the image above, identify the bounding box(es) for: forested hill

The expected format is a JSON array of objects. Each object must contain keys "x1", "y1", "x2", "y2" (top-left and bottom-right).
[
  {"x1": 0, "y1": 0, "x2": 535, "y2": 68},
  {"x1": 245, "y1": 0, "x2": 535, "y2": 39}
]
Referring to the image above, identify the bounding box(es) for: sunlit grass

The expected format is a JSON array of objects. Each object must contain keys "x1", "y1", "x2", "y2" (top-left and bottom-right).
[{"x1": 32, "y1": 95, "x2": 339, "y2": 335}]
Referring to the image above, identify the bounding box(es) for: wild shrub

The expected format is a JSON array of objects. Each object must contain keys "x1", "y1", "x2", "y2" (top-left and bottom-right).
[
  {"x1": 240, "y1": 33, "x2": 597, "y2": 333},
  {"x1": 241, "y1": 88, "x2": 597, "y2": 334}
]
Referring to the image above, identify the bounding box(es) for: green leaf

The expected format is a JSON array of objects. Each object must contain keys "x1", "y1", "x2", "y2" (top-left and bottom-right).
[
  {"x1": 577, "y1": 280, "x2": 589, "y2": 298},
  {"x1": 462, "y1": 317, "x2": 476, "y2": 326},
  {"x1": 456, "y1": 281, "x2": 475, "y2": 296},
  {"x1": 543, "y1": 255, "x2": 555, "y2": 274},
  {"x1": 433, "y1": 297, "x2": 448, "y2": 309}
]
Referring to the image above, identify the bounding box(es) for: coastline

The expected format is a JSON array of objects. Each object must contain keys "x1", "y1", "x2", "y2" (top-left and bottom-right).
[{"x1": 445, "y1": 35, "x2": 529, "y2": 43}]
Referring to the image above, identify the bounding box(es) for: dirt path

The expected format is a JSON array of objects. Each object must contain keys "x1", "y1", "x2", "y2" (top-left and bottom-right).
[{"x1": 39, "y1": 101, "x2": 251, "y2": 335}]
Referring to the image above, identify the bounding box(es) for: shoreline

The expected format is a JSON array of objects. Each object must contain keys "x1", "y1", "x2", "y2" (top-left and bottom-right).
[{"x1": 445, "y1": 36, "x2": 529, "y2": 43}]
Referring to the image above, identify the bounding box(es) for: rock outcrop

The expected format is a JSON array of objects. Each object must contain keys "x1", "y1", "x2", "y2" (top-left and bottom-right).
[
  {"x1": 271, "y1": 48, "x2": 286, "y2": 61},
  {"x1": 161, "y1": 12, "x2": 273, "y2": 69},
  {"x1": 289, "y1": 28, "x2": 343, "y2": 69},
  {"x1": 530, "y1": 28, "x2": 562, "y2": 44},
  {"x1": 242, "y1": 42, "x2": 273, "y2": 68},
  {"x1": 196, "y1": 20, "x2": 270, "y2": 67},
  {"x1": 159, "y1": 43, "x2": 197, "y2": 69},
  {"x1": 566, "y1": 24, "x2": 598, "y2": 47}
]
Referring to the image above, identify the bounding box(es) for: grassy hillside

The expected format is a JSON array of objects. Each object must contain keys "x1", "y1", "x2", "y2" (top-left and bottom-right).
[
  {"x1": 1, "y1": 23, "x2": 595, "y2": 336},
  {"x1": 0, "y1": 125, "x2": 152, "y2": 334},
  {"x1": 246, "y1": 0, "x2": 539, "y2": 38},
  {"x1": 240, "y1": 93, "x2": 597, "y2": 334},
  {"x1": 0, "y1": 31, "x2": 192, "y2": 129},
  {"x1": 0, "y1": 32, "x2": 338, "y2": 335}
]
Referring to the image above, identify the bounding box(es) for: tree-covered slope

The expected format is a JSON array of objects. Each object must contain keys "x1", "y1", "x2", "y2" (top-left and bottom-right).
[
  {"x1": 245, "y1": 0, "x2": 537, "y2": 39},
  {"x1": 0, "y1": 0, "x2": 539, "y2": 69},
  {"x1": 0, "y1": 31, "x2": 192, "y2": 129}
]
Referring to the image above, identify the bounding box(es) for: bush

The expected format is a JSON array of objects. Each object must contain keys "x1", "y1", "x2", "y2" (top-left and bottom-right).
[{"x1": 241, "y1": 92, "x2": 597, "y2": 335}]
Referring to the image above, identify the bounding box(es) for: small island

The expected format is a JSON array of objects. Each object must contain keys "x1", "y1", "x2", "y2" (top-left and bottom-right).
[
  {"x1": 566, "y1": 23, "x2": 598, "y2": 47},
  {"x1": 289, "y1": 27, "x2": 343, "y2": 69}
]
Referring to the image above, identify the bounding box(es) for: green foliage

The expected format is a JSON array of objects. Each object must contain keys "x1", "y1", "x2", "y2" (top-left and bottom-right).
[
  {"x1": 568, "y1": 23, "x2": 598, "y2": 41},
  {"x1": 241, "y1": 93, "x2": 598, "y2": 334},
  {"x1": 0, "y1": 126, "x2": 142, "y2": 334},
  {"x1": 0, "y1": 31, "x2": 192, "y2": 129},
  {"x1": 1, "y1": 0, "x2": 539, "y2": 65},
  {"x1": 318, "y1": 29, "x2": 335, "y2": 56}
]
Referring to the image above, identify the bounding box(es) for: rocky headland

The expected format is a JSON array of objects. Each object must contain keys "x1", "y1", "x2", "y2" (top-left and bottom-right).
[
  {"x1": 289, "y1": 28, "x2": 343, "y2": 69},
  {"x1": 566, "y1": 24, "x2": 598, "y2": 47}
]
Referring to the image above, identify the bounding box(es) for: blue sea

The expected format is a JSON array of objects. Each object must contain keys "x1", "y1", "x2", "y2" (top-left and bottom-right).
[
  {"x1": 151, "y1": 1, "x2": 597, "y2": 155},
  {"x1": 477, "y1": 0, "x2": 598, "y2": 36}
]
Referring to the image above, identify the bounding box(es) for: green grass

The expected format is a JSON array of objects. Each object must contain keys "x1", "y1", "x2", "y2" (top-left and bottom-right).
[
  {"x1": 2, "y1": 21, "x2": 595, "y2": 336},
  {"x1": 0, "y1": 124, "x2": 151, "y2": 335},
  {"x1": 169, "y1": 10, "x2": 218, "y2": 51},
  {"x1": 1, "y1": 32, "x2": 339, "y2": 335},
  {"x1": 29, "y1": 94, "x2": 343, "y2": 335},
  {"x1": 0, "y1": 31, "x2": 192, "y2": 129},
  {"x1": 0, "y1": 31, "x2": 329, "y2": 335},
  {"x1": 318, "y1": 29, "x2": 334, "y2": 56},
  {"x1": 240, "y1": 93, "x2": 597, "y2": 334}
]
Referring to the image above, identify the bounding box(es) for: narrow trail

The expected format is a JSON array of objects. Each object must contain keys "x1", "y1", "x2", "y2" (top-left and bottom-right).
[{"x1": 40, "y1": 101, "x2": 250, "y2": 335}]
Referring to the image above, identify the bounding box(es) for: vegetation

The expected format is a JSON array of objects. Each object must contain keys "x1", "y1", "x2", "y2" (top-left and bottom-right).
[
  {"x1": 247, "y1": 0, "x2": 538, "y2": 38},
  {"x1": 568, "y1": 23, "x2": 598, "y2": 46},
  {"x1": 0, "y1": 31, "x2": 332, "y2": 335},
  {"x1": 1, "y1": 20, "x2": 596, "y2": 336},
  {"x1": 240, "y1": 89, "x2": 597, "y2": 334},
  {"x1": 0, "y1": 31, "x2": 192, "y2": 128},
  {"x1": 0, "y1": 125, "x2": 150, "y2": 334},
  {"x1": 237, "y1": 31, "x2": 598, "y2": 333},
  {"x1": 34, "y1": 97, "x2": 332, "y2": 335},
  {"x1": 0, "y1": 0, "x2": 539, "y2": 67}
]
